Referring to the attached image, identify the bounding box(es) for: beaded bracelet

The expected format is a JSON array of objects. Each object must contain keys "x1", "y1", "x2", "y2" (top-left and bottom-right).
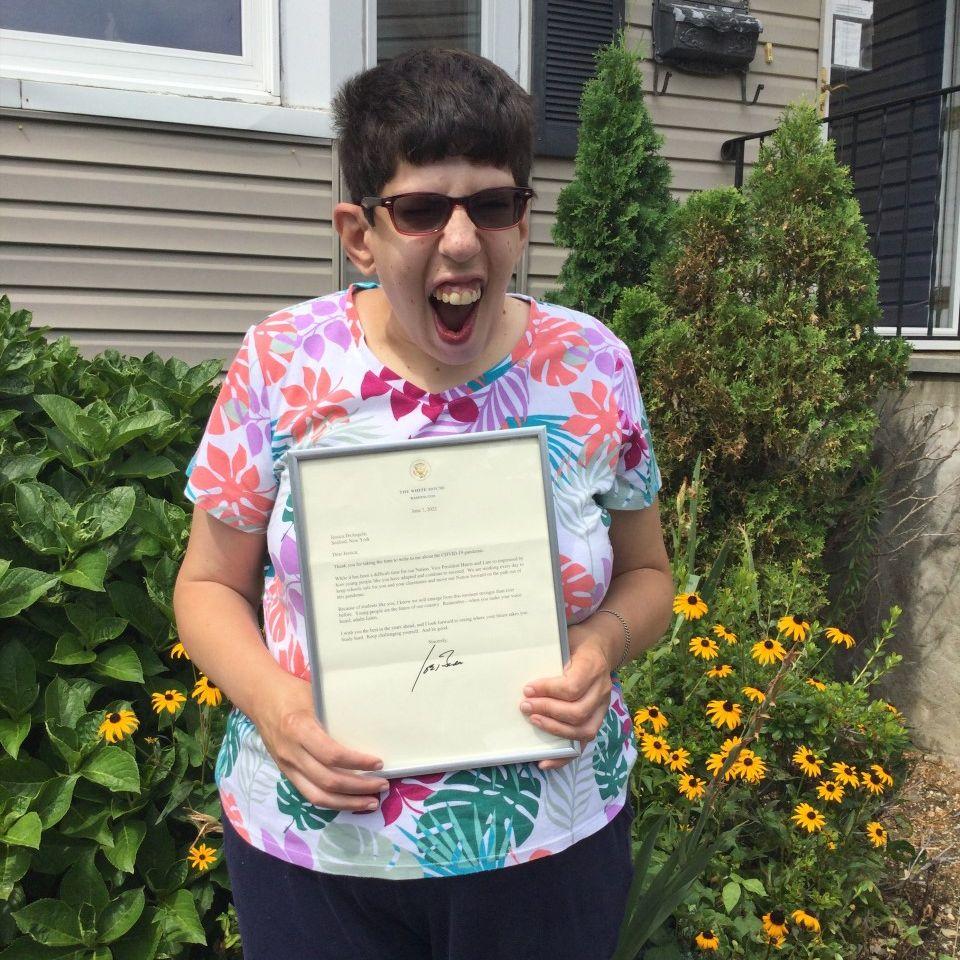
[{"x1": 596, "y1": 608, "x2": 632, "y2": 671}]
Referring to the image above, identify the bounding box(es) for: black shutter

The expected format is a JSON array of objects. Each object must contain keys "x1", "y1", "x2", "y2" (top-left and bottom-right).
[{"x1": 531, "y1": 0, "x2": 625, "y2": 158}]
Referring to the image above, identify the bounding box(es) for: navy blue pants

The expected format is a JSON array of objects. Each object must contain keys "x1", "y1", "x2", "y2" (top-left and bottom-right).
[{"x1": 223, "y1": 804, "x2": 634, "y2": 960}]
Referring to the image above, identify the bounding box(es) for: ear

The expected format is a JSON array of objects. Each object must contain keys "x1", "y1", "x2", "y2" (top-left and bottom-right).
[{"x1": 334, "y1": 202, "x2": 377, "y2": 275}]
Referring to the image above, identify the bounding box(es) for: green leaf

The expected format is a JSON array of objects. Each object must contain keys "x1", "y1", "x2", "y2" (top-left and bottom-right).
[
  {"x1": 49, "y1": 635, "x2": 96, "y2": 667},
  {"x1": 80, "y1": 748, "x2": 140, "y2": 794},
  {"x1": 33, "y1": 396, "x2": 84, "y2": 448},
  {"x1": 0, "y1": 845, "x2": 30, "y2": 901},
  {"x1": 60, "y1": 550, "x2": 109, "y2": 593},
  {"x1": 44, "y1": 679, "x2": 94, "y2": 729},
  {"x1": 0, "y1": 639, "x2": 38, "y2": 716},
  {"x1": 156, "y1": 890, "x2": 205, "y2": 947},
  {"x1": 76, "y1": 488, "x2": 136, "y2": 544},
  {"x1": 34, "y1": 775, "x2": 78, "y2": 829},
  {"x1": 102, "y1": 821, "x2": 146, "y2": 875},
  {"x1": 60, "y1": 854, "x2": 109, "y2": 913},
  {"x1": 115, "y1": 453, "x2": 176, "y2": 480},
  {"x1": 0, "y1": 940, "x2": 83, "y2": 960},
  {"x1": 0, "y1": 717, "x2": 31, "y2": 759},
  {"x1": 0, "y1": 568, "x2": 59, "y2": 619},
  {"x1": 2, "y1": 812, "x2": 42, "y2": 849},
  {"x1": 93, "y1": 646, "x2": 143, "y2": 684},
  {"x1": 741, "y1": 877, "x2": 767, "y2": 897},
  {"x1": 13, "y1": 899, "x2": 84, "y2": 947},
  {"x1": 0, "y1": 759, "x2": 53, "y2": 804},
  {"x1": 105, "y1": 411, "x2": 173, "y2": 453},
  {"x1": 109, "y1": 909, "x2": 160, "y2": 960},
  {"x1": 98, "y1": 890, "x2": 145, "y2": 944},
  {"x1": 722, "y1": 880, "x2": 742, "y2": 913}
]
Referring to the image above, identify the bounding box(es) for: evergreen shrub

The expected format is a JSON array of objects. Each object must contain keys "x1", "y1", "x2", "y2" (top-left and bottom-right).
[{"x1": 0, "y1": 296, "x2": 240, "y2": 958}]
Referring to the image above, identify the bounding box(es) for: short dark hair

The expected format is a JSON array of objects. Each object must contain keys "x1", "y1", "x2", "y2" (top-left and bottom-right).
[{"x1": 332, "y1": 48, "x2": 534, "y2": 211}]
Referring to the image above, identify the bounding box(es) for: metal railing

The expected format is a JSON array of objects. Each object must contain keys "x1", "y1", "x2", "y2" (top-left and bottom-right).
[{"x1": 721, "y1": 84, "x2": 960, "y2": 340}]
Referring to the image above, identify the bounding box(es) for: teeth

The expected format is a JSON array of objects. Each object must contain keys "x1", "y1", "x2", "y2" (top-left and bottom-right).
[{"x1": 433, "y1": 287, "x2": 482, "y2": 305}]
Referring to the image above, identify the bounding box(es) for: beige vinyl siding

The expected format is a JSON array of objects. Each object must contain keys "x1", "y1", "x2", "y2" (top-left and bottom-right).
[
  {"x1": 0, "y1": 115, "x2": 334, "y2": 362},
  {"x1": 526, "y1": 0, "x2": 822, "y2": 299}
]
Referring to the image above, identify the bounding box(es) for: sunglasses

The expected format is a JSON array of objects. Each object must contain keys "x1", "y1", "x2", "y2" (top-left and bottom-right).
[{"x1": 360, "y1": 186, "x2": 535, "y2": 236}]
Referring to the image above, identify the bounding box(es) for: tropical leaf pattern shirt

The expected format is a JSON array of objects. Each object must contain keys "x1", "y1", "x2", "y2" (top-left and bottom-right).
[{"x1": 185, "y1": 283, "x2": 662, "y2": 879}]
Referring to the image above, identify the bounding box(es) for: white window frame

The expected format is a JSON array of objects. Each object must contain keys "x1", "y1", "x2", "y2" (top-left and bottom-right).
[{"x1": 0, "y1": 0, "x2": 530, "y2": 139}]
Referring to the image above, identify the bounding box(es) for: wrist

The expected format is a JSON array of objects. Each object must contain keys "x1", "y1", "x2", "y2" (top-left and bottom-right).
[{"x1": 591, "y1": 608, "x2": 632, "y2": 671}]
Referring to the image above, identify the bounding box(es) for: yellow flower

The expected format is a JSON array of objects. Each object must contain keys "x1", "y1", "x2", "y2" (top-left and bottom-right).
[
  {"x1": 666, "y1": 747, "x2": 691, "y2": 772},
  {"x1": 712, "y1": 623, "x2": 738, "y2": 645},
  {"x1": 640, "y1": 733, "x2": 671, "y2": 764},
  {"x1": 742, "y1": 686, "x2": 766, "y2": 703},
  {"x1": 187, "y1": 843, "x2": 218, "y2": 872},
  {"x1": 791, "y1": 802, "x2": 826, "y2": 833},
  {"x1": 705, "y1": 699, "x2": 742, "y2": 730},
  {"x1": 751, "y1": 637, "x2": 786, "y2": 666},
  {"x1": 777, "y1": 614, "x2": 810, "y2": 643},
  {"x1": 861, "y1": 765, "x2": 893, "y2": 795},
  {"x1": 689, "y1": 635, "x2": 720, "y2": 660},
  {"x1": 98, "y1": 709, "x2": 139, "y2": 743},
  {"x1": 706, "y1": 664, "x2": 733, "y2": 678},
  {"x1": 882, "y1": 701, "x2": 904, "y2": 721},
  {"x1": 634, "y1": 705, "x2": 668, "y2": 733},
  {"x1": 805, "y1": 678, "x2": 826, "y2": 691},
  {"x1": 865, "y1": 821, "x2": 888, "y2": 848},
  {"x1": 705, "y1": 736, "x2": 742, "y2": 778},
  {"x1": 731, "y1": 750, "x2": 766, "y2": 783},
  {"x1": 830, "y1": 761, "x2": 860, "y2": 787},
  {"x1": 791, "y1": 909, "x2": 821, "y2": 933},
  {"x1": 151, "y1": 689, "x2": 186, "y2": 715},
  {"x1": 169, "y1": 641, "x2": 190, "y2": 660},
  {"x1": 824, "y1": 626, "x2": 855, "y2": 649},
  {"x1": 674, "y1": 592, "x2": 708, "y2": 620},
  {"x1": 678, "y1": 773, "x2": 706, "y2": 800},
  {"x1": 762, "y1": 910, "x2": 789, "y2": 940},
  {"x1": 192, "y1": 675, "x2": 223, "y2": 708},
  {"x1": 816, "y1": 779, "x2": 844, "y2": 803},
  {"x1": 792, "y1": 746, "x2": 823, "y2": 778},
  {"x1": 694, "y1": 930, "x2": 719, "y2": 951}
]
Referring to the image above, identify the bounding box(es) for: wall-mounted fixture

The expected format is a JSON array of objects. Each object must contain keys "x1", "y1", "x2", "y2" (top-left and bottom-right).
[{"x1": 651, "y1": 0, "x2": 765, "y2": 105}]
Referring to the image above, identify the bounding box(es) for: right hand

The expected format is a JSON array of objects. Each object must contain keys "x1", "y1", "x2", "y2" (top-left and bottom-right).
[{"x1": 254, "y1": 672, "x2": 388, "y2": 811}]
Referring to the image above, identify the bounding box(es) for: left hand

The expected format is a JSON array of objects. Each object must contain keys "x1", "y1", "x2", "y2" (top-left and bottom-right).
[{"x1": 519, "y1": 622, "x2": 615, "y2": 771}]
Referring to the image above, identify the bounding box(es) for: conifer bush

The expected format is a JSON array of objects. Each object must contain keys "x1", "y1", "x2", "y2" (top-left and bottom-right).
[{"x1": 547, "y1": 33, "x2": 675, "y2": 322}]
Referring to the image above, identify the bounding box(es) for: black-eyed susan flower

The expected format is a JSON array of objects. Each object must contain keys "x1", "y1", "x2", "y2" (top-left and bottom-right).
[
  {"x1": 674, "y1": 592, "x2": 708, "y2": 620},
  {"x1": 751, "y1": 637, "x2": 786, "y2": 666},
  {"x1": 830, "y1": 761, "x2": 859, "y2": 787},
  {"x1": 882, "y1": 701, "x2": 904, "y2": 721},
  {"x1": 824, "y1": 627, "x2": 855, "y2": 649},
  {"x1": 689, "y1": 635, "x2": 720, "y2": 660},
  {"x1": 805, "y1": 678, "x2": 826, "y2": 691},
  {"x1": 816, "y1": 779, "x2": 844, "y2": 803},
  {"x1": 712, "y1": 623, "x2": 738, "y2": 645},
  {"x1": 640, "y1": 733, "x2": 671, "y2": 764},
  {"x1": 731, "y1": 750, "x2": 766, "y2": 783},
  {"x1": 694, "y1": 930, "x2": 719, "y2": 951},
  {"x1": 706, "y1": 663, "x2": 733, "y2": 678},
  {"x1": 778, "y1": 614, "x2": 810, "y2": 643},
  {"x1": 762, "y1": 910, "x2": 789, "y2": 940},
  {"x1": 791, "y1": 802, "x2": 826, "y2": 833},
  {"x1": 860, "y1": 765, "x2": 892, "y2": 794},
  {"x1": 170, "y1": 641, "x2": 190, "y2": 660},
  {"x1": 791, "y1": 909, "x2": 821, "y2": 934},
  {"x1": 666, "y1": 747, "x2": 692, "y2": 772},
  {"x1": 865, "y1": 821, "x2": 888, "y2": 848},
  {"x1": 98, "y1": 709, "x2": 139, "y2": 743},
  {"x1": 634, "y1": 705, "x2": 668, "y2": 733},
  {"x1": 187, "y1": 843, "x2": 218, "y2": 872},
  {"x1": 742, "y1": 685, "x2": 766, "y2": 703},
  {"x1": 192, "y1": 675, "x2": 223, "y2": 708},
  {"x1": 151, "y1": 690, "x2": 186, "y2": 715},
  {"x1": 792, "y1": 746, "x2": 823, "y2": 778},
  {"x1": 678, "y1": 773, "x2": 706, "y2": 801},
  {"x1": 705, "y1": 699, "x2": 742, "y2": 730}
]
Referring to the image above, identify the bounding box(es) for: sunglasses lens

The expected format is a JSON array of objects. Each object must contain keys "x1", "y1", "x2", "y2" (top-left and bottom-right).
[
  {"x1": 392, "y1": 194, "x2": 449, "y2": 233},
  {"x1": 468, "y1": 188, "x2": 527, "y2": 229}
]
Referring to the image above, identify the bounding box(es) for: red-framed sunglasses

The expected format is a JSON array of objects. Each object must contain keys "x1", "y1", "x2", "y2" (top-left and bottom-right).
[{"x1": 360, "y1": 186, "x2": 535, "y2": 236}]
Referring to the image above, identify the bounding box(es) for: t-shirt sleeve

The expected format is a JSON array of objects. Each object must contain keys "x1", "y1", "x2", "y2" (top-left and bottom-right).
[
  {"x1": 597, "y1": 348, "x2": 662, "y2": 511},
  {"x1": 184, "y1": 324, "x2": 277, "y2": 533}
]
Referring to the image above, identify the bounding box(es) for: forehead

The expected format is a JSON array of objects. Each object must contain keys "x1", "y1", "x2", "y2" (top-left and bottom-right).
[{"x1": 382, "y1": 157, "x2": 517, "y2": 194}]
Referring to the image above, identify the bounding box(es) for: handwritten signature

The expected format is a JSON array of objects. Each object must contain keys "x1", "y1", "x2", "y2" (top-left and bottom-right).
[{"x1": 411, "y1": 643, "x2": 465, "y2": 692}]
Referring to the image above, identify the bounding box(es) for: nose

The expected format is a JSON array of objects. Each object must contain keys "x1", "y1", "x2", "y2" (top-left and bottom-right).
[{"x1": 437, "y1": 202, "x2": 482, "y2": 262}]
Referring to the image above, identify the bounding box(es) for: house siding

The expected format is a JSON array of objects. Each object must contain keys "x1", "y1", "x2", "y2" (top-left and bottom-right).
[{"x1": 0, "y1": 115, "x2": 334, "y2": 361}]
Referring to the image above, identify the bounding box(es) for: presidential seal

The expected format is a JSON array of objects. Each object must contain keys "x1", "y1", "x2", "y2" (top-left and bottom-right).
[{"x1": 410, "y1": 459, "x2": 431, "y2": 480}]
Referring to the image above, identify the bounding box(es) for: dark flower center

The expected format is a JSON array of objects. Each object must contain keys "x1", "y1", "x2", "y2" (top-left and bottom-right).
[
  {"x1": 770, "y1": 910, "x2": 785, "y2": 925},
  {"x1": 649, "y1": 708, "x2": 659, "y2": 717},
  {"x1": 687, "y1": 596, "x2": 697, "y2": 605},
  {"x1": 653, "y1": 741, "x2": 663, "y2": 749},
  {"x1": 108, "y1": 712, "x2": 120, "y2": 723},
  {"x1": 793, "y1": 616, "x2": 803, "y2": 624},
  {"x1": 723, "y1": 701, "x2": 734, "y2": 711},
  {"x1": 870, "y1": 773, "x2": 881, "y2": 783},
  {"x1": 764, "y1": 640, "x2": 773, "y2": 649},
  {"x1": 164, "y1": 693, "x2": 174, "y2": 700},
  {"x1": 806, "y1": 754, "x2": 815, "y2": 764},
  {"x1": 207, "y1": 681, "x2": 219, "y2": 690},
  {"x1": 806, "y1": 811, "x2": 816, "y2": 819},
  {"x1": 743, "y1": 757, "x2": 754, "y2": 766}
]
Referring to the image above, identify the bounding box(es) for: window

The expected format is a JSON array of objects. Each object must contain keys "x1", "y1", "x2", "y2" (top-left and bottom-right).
[
  {"x1": 830, "y1": 1, "x2": 873, "y2": 73},
  {"x1": 377, "y1": 0, "x2": 482, "y2": 63}
]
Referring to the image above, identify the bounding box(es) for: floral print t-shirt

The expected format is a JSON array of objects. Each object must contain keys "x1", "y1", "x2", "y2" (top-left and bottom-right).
[{"x1": 184, "y1": 283, "x2": 662, "y2": 879}]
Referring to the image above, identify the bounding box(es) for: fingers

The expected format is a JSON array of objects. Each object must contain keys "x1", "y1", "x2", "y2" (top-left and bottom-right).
[
  {"x1": 524, "y1": 698, "x2": 610, "y2": 744},
  {"x1": 523, "y1": 643, "x2": 610, "y2": 701},
  {"x1": 283, "y1": 764, "x2": 386, "y2": 812}
]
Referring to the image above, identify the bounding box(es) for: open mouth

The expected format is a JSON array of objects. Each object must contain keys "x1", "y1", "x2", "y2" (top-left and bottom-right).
[{"x1": 429, "y1": 282, "x2": 483, "y2": 345}]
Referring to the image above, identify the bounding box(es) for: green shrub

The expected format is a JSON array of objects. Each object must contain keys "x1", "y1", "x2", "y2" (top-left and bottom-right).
[
  {"x1": 547, "y1": 33, "x2": 675, "y2": 322},
  {"x1": 0, "y1": 296, "x2": 239, "y2": 958}
]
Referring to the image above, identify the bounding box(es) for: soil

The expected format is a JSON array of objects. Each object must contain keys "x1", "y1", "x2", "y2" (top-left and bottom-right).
[{"x1": 868, "y1": 751, "x2": 960, "y2": 959}]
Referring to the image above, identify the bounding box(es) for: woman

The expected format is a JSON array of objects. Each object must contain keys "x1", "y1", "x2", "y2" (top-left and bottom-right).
[{"x1": 173, "y1": 47, "x2": 674, "y2": 960}]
